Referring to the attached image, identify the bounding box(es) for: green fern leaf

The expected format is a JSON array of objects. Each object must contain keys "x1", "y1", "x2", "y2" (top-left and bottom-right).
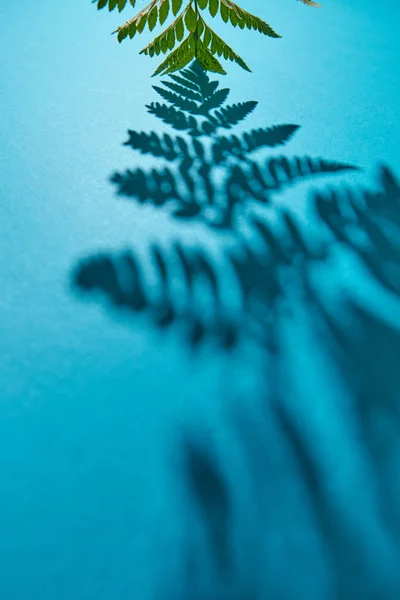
[
  {"x1": 185, "y1": 6, "x2": 197, "y2": 31},
  {"x1": 200, "y1": 17, "x2": 251, "y2": 71},
  {"x1": 221, "y1": 0, "x2": 281, "y2": 37},
  {"x1": 140, "y1": 13, "x2": 185, "y2": 56},
  {"x1": 148, "y1": 5, "x2": 158, "y2": 31},
  {"x1": 172, "y1": 0, "x2": 184, "y2": 16},
  {"x1": 159, "y1": 0, "x2": 170, "y2": 24},
  {"x1": 209, "y1": 0, "x2": 219, "y2": 18},
  {"x1": 196, "y1": 40, "x2": 226, "y2": 74},
  {"x1": 153, "y1": 34, "x2": 196, "y2": 76},
  {"x1": 102, "y1": 0, "x2": 318, "y2": 74}
]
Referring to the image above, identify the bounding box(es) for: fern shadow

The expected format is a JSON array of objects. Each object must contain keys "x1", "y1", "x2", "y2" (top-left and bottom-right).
[
  {"x1": 70, "y1": 60, "x2": 400, "y2": 596},
  {"x1": 71, "y1": 60, "x2": 363, "y2": 352},
  {"x1": 111, "y1": 60, "x2": 357, "y2": 231},
  {"x1": 181, "y1": 435, "x2": 233, "y2": 577},
  {"x1": 304, "y1": 166, "x2": 400, "y2": 519}
]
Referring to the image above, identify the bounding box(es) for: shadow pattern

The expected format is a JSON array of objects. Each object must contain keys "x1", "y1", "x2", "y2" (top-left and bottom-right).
[
  {"x1": 71, "y1": 61, "x2": 400, "y2": 599},
  {"x1": 73, "y1": 60, "x2": 358, "y2": 351},
  {"x1": 111, "y1": 61, "x2": 357, "y2": 230}
]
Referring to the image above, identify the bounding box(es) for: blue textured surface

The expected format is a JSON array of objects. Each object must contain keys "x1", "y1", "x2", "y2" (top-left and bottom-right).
[{"x1": 1, "y1": 1, "x2": 400, "y2": 598}]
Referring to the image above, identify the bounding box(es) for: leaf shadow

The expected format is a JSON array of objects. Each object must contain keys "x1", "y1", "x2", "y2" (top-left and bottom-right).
[
  {"x1": 72, "y1": 60, "x2": 359, "y2": 353},
  {"x1": 181, "y1": 435, "x2": 233, "y2": 578},
  {"x1": 70, "y1": 61, "x2": 400, "y2": 595},
  {"x1": 111, "y1": 60, "x2": 357, "y2": 230}
]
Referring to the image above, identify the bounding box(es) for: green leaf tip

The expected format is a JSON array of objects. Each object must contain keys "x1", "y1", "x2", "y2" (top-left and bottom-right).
[{"x1": 94, "y1": 0, "x2": 319, "y2": 74}]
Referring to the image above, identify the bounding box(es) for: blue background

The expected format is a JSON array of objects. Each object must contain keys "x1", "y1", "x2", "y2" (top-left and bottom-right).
[{"x1": 1, "y1": 1, "x2": 400, "y2": 598}]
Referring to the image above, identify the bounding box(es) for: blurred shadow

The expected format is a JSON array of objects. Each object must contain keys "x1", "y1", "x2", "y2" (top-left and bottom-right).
[
  {"x1": 70, "y1": 60, "x2": 400, "y2": 597},
  {"x1": 222, "y1": 165, "x2": 400, "y2": 598},
  {"x1": 72, "y1": 60, "x2": 357, "y2": 350},
  {"x1": 313, "y1": 165, "x2": 400, "y2": 297},
  {"x1": 305, "y1": 164, "x2": 400, "y2": 420},
  {"x1": 304, "y1": 167, "x2": 400, "y2": 536},
  {"x1": 182, "y1": 437, "x2": 232, "y2": 578},
  {"x1": 72, "y1": 210, "x2": 331, "y2": 351}
]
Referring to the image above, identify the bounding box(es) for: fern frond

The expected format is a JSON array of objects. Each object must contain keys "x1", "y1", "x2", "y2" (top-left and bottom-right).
[
  {"x1": 198, "y1": 16, "x2": 251, "y2": 72},
  {"x1": 220, "y1": 0, "x2": 281, "y2": 37},
  {"x1": 195, "y1": 39, "x2": 227, "y2": 75},
  {"x1": 95, "y1": 0, "x2": 317, "y2": 74},
  {"x1": 140, "y1": 10, "x2": 187, "y2": 55},
  {"x1": 153, "y1": 33, "x2": 196, "y2": 76}
]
